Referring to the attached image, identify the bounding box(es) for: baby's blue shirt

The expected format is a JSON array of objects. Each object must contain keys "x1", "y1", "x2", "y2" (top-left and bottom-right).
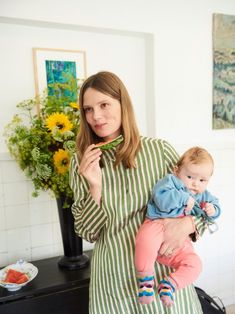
[{"x1": 146, "y1": 174, "x2": 221, "y2": 220}]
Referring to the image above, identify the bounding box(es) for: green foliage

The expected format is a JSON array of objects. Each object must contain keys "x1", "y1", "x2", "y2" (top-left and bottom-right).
[{"x1": 4, "y1": 81, "x2": 81, "y2": 198}]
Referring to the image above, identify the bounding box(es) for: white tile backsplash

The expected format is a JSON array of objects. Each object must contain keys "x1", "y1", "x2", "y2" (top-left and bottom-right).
[
  {"x1": 0, "y1": 164, "x2": 2, "y2": 185},
  {"x1": 0, "y1": 252, "x2": 9, "y2": 268},
  {"x1": 30, "y1": 224, "x2": 53, "y2": 247},
  {"x1": 52, "y1": 222, "x2": 62, "y2": 244},
  {"x1": 52, "y1": 201, "x2": 60, "y2": 222},
  {"x1": 7, "y1": 227, "x2": 31, "y2": 251},
  {"x1": 1, "y1": 160, "x2": 27, "y2": 182},
  {"x1": 28, "y1": 183, "x2": 53, "y2": 202},
  {"x1": 7, "y1": 249, "x2": 31, "y2": 265},
  {"x1": 31, "y1": 245, "x2": 54, "y2": 261},
  {"x1": 0, "y1": 206, "x2": 5, "y2": 230},
  {"x1": 53, "y1": 243, "x2": 64, "y2": 257},
  {"x1": 29, "y1": 201, "x2": 53, "y2": 225},
  {"x1": 0, "y1": 181, "x2": 4, "y2": 207},
  {"x1": 3, "y1": 181, "x2": 29, "y2": 206},
  {"x1": 0, "y1": 230, "x2": 7, "y2": 253},
  {"x1": 5, "y1": 203, "x2": 30, "y2": 229}
]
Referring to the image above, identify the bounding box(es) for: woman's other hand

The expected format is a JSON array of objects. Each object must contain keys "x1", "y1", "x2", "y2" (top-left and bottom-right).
[{"x1": 159, "y1": 216, "x2": 194, "y2": 256}]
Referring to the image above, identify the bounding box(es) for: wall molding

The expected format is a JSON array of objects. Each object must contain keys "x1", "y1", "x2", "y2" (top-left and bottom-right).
[{"x1": 0, "y1": 16, "x2": 150, "y2": 38}]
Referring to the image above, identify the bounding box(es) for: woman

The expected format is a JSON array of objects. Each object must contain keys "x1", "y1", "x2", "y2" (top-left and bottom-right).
[{"x1": 69, "y1": 71, "x2": 206, "y2": 313}]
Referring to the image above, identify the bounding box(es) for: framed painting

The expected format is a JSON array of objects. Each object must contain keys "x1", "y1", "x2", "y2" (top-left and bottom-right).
[
  {"x1": 32, "y1": 47, "x2": 87, "y2": 111},
  {"x1": 213, "y1": 14, "x2": 235, "y2": 129}
]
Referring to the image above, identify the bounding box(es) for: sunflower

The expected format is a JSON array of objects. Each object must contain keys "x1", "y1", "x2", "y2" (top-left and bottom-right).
[
  {"x1": 53, "y1": 149, "x2": 70, "y2": 174},
  {"x1": 4, "y1": 76, "x2": 81, "y2": 199},
  {"x1": 70, "y1": 102, "x2": 80, "y2": 110},
  {"x1": 46, "y1": 112, "x2": 73, "y2": 133}
]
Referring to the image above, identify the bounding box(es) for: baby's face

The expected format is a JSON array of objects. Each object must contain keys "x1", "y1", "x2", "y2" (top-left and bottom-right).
[{"x1": 175, "y1": 162, "x2": 213, "y2": 195}]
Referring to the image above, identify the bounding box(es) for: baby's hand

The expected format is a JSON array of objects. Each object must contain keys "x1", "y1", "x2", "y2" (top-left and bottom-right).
[
  {"x1": 184, "y1": 196, "x2": 195, "y2": 213},
  {"x1": 202, "y1": 202, "x2": 216, "y2": 217}
]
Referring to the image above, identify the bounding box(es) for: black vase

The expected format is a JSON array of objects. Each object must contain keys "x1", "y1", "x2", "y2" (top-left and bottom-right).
[{"x1": 56, "y1": 193, "x2": 89, "y2": 270}]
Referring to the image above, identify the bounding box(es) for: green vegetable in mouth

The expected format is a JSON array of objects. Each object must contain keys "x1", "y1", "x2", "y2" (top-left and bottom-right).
[{"x1": 95, "y1": 135, "x2": 123, "y2": 150}]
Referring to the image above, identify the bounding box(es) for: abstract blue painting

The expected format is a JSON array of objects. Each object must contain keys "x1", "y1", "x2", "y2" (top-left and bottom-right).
[
  {"x1": 45, "y1": 60, "x2": 78, "y2": 101},
  {"x1": 213, "y1": 13, "x2": 235, "y2": 129}
]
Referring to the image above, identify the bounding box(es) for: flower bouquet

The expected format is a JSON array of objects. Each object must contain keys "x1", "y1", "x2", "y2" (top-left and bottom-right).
[
  {"x1": 4, "y1": 78, "x2": 80, "y2": 200},
  {"x1": 4, "y1": 78, "x2": 90, "y2": 270}
]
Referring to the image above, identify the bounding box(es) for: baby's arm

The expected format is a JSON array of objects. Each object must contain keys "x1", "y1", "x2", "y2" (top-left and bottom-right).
[
  {"x1": 152, "y1": 175, "x2": 191, "y2": 216},
  {"x1": 200, "y1": 191, "x2": 221, "y2": 219},
  {"x1": 184, "y1": 196, "x2": 195, "y2": 213},
  {"x1": 200, "y1": 202, "x2": 216, "y2": 217}
]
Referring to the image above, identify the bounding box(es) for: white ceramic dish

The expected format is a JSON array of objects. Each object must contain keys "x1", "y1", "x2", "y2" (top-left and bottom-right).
[{"x1": 0, "y1": 259, "x2": 38, "y2": 291}]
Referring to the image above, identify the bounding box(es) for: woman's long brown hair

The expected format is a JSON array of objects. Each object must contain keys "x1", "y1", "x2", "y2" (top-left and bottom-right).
[{"x1": 76, "y1": 71, "x2": 140, "y2": 168}]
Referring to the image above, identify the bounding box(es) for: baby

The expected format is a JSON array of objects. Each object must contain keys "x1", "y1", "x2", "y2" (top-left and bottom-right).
[{"x1": 135, "y1": 146, "x2": 221, "y2": 307}]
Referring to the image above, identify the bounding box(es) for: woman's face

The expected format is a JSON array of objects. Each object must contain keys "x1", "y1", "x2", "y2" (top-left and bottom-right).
[{"x1": 83, "y1": 87, "x2": 122, "y2": 141}]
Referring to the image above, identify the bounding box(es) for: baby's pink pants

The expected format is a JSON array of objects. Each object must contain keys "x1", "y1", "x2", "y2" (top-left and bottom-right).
[{"x1": 135, "y1": 218, "x2": 202, "y2": 289}]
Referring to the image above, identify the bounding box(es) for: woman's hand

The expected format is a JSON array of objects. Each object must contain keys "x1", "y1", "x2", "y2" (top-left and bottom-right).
[
  {"x1": 159, "y1": 216, "x2": 194, "y2": 256},
  {"x1": 79, "y1": 145, "x2": 102, "y2": 205}
]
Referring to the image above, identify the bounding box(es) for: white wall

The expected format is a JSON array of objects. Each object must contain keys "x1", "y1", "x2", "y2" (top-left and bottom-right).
[
  {"x1": 0, "y1": 20, "x2": 152, "y2": 152},
  {"x1": 1, "y1": 0, "x2": 235, "y2": 307},
  {"x1": 1, "y1": 0, "x2": 235, "y2": 146}
]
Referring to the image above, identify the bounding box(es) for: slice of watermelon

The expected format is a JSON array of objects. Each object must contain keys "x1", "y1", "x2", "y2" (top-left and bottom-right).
[
  {"x1": 16, "y1": 274, "x2": 29, "y2": 284},
  {"x1": 95, "y1": 135, "x2": 123, "y2": 150},
  {"x1": 4, "y1": 268, "x2": 29, "y2": 284}
]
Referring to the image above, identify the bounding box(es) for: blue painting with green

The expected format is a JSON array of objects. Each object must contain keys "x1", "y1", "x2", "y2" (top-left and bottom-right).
[
  {"x1": 46, "y1": 60, "x2": 78, "y2": 102},
  {"x1": 213, "y1": 14, "x2": 235, "y2": 129}
]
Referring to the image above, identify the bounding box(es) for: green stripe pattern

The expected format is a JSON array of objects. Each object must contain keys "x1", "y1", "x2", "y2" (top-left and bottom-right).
[{"x1": 69, "y1": 137, "x2": 204, "y2": 314}]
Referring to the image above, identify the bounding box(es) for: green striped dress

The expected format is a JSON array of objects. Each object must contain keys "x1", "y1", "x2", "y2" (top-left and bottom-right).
[{"x1": 69, "y1": 137, "x2": 206, "y2": 314}]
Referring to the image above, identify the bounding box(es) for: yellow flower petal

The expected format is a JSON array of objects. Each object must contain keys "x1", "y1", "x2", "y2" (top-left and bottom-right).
[
  {"x1": 45, "y1": 113, "x2": 73, "y2": 133},
  {"x1": 70, "y1": 102, "x2": 80, "y2": 109},
  {"x1": 53, "y1": 149, "x2": 70, "y2": 174}
]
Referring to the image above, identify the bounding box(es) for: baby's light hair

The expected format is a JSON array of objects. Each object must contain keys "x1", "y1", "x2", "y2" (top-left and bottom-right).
[{"x1": 175, "y1": 147, "x2": 214, "y2": 172}]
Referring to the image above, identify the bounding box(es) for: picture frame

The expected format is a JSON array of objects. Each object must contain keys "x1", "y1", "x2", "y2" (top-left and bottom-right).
[
  {"x1": 212, "y1": 13, "x2": 235, "y2": 129},
  {"x1": 32, "y1": 47, "x2": 87, "y2": 112}
]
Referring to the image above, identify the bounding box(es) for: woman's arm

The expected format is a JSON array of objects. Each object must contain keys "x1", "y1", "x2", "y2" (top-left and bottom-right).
[{"x1": 69, "y1": 151, "x2": 107, "y2": 243}]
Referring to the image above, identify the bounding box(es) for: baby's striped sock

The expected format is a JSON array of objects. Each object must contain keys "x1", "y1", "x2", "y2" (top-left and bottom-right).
[
  {"x1": 157, "y1": 278, "x2": 176, "y2": 307},
  {"x1": 137, "y1": 273, "x2": 155, "y2": 305}
]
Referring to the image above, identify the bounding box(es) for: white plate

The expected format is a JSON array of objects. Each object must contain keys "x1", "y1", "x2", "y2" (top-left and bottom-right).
[{"x1": 0, "y1": 259, "x2": 38, "y2": 291}]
